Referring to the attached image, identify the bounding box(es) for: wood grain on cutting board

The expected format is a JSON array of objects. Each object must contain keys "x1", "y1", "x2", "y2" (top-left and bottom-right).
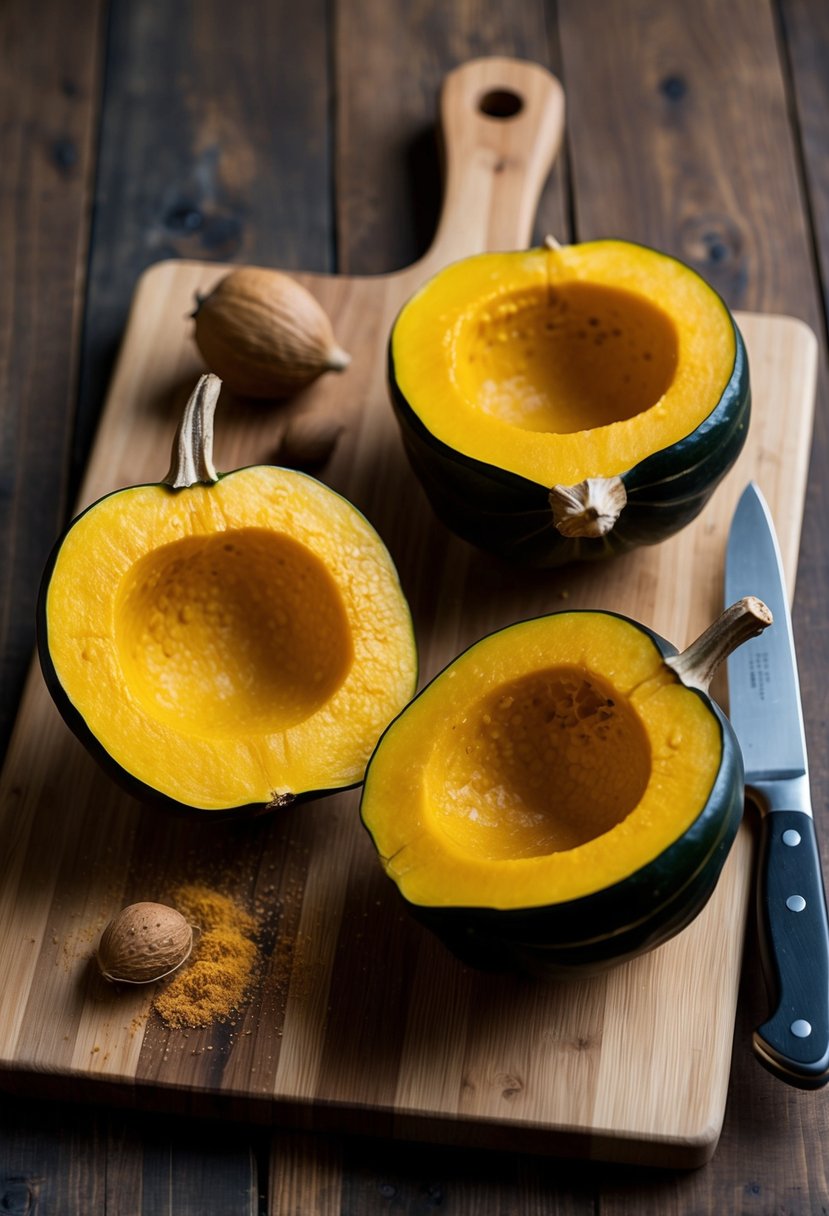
[{"x1": 0, "y1": 58, "x2": 818, "y2": 1168}]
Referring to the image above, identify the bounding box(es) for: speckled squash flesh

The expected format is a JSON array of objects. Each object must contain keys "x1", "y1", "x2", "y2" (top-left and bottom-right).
[
  {"x1": 39, "y1": 376, "x2": 417, "y2": 817},
  {"x1": 361, "y1": 603, "x2": 769, "y2": 975},
  {"x1": 389, "y1": 240, "x2": 750, "y2": 567}
]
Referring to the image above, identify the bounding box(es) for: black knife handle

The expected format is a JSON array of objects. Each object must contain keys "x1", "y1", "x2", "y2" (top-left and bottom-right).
[{"x1": 755, "y1": 809, "x2": 829, "y2": 1088}]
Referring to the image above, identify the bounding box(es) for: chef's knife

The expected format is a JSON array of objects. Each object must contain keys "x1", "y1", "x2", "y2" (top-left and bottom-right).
[{"x1": 725, "y1": 481, "x2": 829, "y2": 1088}]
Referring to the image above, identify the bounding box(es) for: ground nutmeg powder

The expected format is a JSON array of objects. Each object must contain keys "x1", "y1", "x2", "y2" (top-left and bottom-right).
[{"x1": 152, "y1": 882, "x2": 258, "y2": 1029}]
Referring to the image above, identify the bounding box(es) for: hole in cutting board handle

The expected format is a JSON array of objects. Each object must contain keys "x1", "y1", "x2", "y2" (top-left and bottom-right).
[{"x1": 478, "y1": 89, "x2": 524, "y2": 119}]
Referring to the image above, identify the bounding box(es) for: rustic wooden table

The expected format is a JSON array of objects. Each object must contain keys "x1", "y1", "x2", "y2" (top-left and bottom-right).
[{"x1": 3, "y1": 0, "x2": 828, "y2": 1210}]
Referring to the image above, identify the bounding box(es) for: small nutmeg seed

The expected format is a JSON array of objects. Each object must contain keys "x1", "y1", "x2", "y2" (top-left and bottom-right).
[
  {"x1": 277, "y1": 413, "x2": 344, "y2": 469},
  {"x1": 96, "y1": 902, "x2": 194, "y2": 985},
  {"x1": 192, "y1": 266, "x2": 351, "y2": 399}
]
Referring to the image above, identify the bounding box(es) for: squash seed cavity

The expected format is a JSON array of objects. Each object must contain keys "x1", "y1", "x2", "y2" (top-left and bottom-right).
[
  {"x1": 114, "y1": 527, "x2": 353, "y2": 737},
  {"x1": 460, "y1": 282, "x2": 679, "y2": 434},
  {"x1": 431, "y1": 666, "x2": 651, "y2": 860}
]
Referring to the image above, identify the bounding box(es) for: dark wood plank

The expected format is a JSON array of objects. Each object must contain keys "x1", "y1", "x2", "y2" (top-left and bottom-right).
[
  {"x1": 734, "y1": 5, "x2": 829, "y2": 1203},
  {"x1": 0, "y1": 0, "x2": 105, "y2": 758},
  {"x1": 558, "y1": 0, "x2": 821, "y2": 317},
  {"x1": 778, "y1": 0, "x2": 829, "y2": 800},
  {"x1": 334, "y1": 0, "x2": 569, "y2": 275},
  {"x1": 0, "y1": 1101, "x2": 106, "y2": 1214},
  {"x1": 0, "y1": 1100, "x2": 260, "y2": 1216},
  {"x1": 73, "y1": 0, "x2": 333, "y2": 504},
  {"x1": 0, "y1": 4, "x2": 110, "y2": 1208},
  {"x1": 270, "y1": 1132, "x2": 598, "y2": 1216},
  {"x1": 780, "y1": 0, "x2": 829, "y2": 320}
]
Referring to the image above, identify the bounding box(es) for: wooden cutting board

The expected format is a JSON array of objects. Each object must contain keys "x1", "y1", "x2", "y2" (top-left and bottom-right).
[{"x1": 0, "y1": 58, "x2": 818, "y2": 1168}]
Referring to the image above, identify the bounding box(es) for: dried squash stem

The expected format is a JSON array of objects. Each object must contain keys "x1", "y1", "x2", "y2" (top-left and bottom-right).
[
  {"x1": 665, "y1": 596, "x2": 772, "y2": 693},
  {"x1": 164, "y1": 373, "x2": 221, "y2": 489},
  {"x1": 549, "y1": 477, "x2": 627, "y2": 538}
]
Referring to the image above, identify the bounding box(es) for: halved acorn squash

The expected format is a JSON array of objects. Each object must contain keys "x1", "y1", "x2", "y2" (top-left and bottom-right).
[
  {"x1": 38, "y1": 375, "x2": 418, "y2": 816},
  {"x1": 361, "y1": 599, "x2": 769, "y2": 974},
  {"x1": 389, "y1": 239, "x2": 750, "y2": 566}
]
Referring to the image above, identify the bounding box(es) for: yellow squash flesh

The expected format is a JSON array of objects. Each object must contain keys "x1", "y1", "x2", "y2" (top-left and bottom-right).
[
  {"x1": 362, "y1": 612, "x2": 722, "y2": 909},
  {"x1": 45, "y1": 463, "x2": 417, "y2": 813},
  {"x1": 391, "y1": 240, "x2": 737, "y2": 487}
]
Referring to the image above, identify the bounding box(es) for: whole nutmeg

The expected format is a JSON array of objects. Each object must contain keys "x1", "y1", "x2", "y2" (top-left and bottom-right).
[
  {"x1": 277, "y1": 413, "x2": 344, "y2": 470},
  {"x1": 96, "y1": 902, "x2": 194, "y2": 985},
  {"x1": 193, "y1": 266, "x2": 351, "y2": 399}
]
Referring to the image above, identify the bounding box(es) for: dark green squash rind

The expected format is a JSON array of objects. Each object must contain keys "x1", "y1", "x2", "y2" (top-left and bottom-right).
[
  {"x1": 389, "y1": 281, "x2": 750, "y2": 568},
  {"x1": 37, "y1": 471, "x2": 416, "y2": 820},
  {"x1": 360, "y1": 612, "x2": 745, "y2": 975}
]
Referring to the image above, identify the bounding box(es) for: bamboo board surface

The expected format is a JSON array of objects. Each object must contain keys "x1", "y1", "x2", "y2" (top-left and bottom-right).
[{"x1": 0, "y1": 59, "x2": 819, "y2": 1168}]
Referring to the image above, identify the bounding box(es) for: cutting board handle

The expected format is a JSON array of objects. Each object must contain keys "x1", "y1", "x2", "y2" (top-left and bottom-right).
[{"x1": 417, "y1": 57, "x2": 565, "y2": 276}]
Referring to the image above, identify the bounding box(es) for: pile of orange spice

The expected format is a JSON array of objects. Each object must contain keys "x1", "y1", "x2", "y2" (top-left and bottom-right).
[{"x1": 152, "y1": 883, "x2": 258, "y2": 1028}]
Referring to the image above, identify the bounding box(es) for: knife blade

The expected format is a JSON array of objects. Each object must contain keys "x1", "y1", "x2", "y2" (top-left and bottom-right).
[{"x1": 725, "y1": 481, "x2": 829, "y2": 1088}]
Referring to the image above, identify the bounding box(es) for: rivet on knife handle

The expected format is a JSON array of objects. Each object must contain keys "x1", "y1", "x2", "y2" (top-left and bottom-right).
[{"x1": 755, "y1": 809, "x2": 829, "y2": 1088}]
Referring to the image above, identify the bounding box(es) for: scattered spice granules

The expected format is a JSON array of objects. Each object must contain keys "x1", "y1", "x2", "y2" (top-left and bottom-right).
[{"x1": 152, "y1": 883, "x2": 258, "y2": 1029}]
